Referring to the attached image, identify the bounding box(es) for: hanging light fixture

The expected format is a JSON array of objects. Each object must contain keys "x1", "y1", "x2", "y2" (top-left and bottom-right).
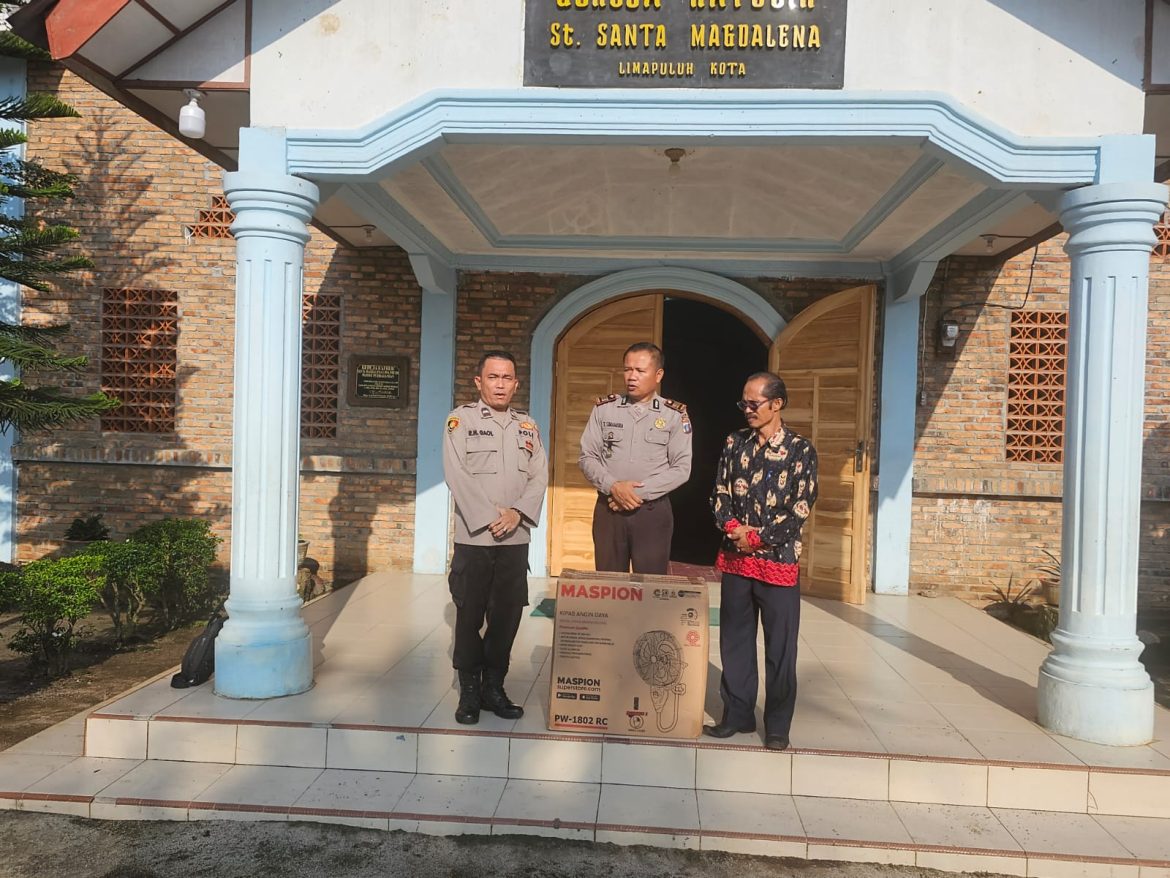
[{"x1": 178, "y1": 89, "x2": 206, "y2": 139}]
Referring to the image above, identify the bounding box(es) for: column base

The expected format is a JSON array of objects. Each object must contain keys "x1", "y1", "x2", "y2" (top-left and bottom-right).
[
  {"x1": 214, "y1": 630, "x2": 313, "y2": 699},
  {"x1": 1037, "y1": 665, "x2": 1154, "y2": 746}
]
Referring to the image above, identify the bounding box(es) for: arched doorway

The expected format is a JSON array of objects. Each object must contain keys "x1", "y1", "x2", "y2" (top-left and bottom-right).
[{"x1": 547, "y1": 291, "x2": 768, "y2": 575}]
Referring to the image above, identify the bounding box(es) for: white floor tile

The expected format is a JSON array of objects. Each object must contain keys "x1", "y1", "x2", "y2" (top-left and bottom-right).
[
  {"x1": 193, "y1": 764, "x2": 322, "y2": 807},
  {"x1": 0, "y1": 753, "x2": 79, "y2": 791},
  {"x1": 697, "y1": 788, "x2": 803, "y2": 836},
  {"x1": 892, "y1": 801, "x2": 1022, "y2": 850},
  {"x1": 293, "y1": 768, "x2": 414, "y2": 814},
  {"x1": 22, "y1": 757, "x2": 140, "y2": 797},
  {"x1": 597, "y1": 784, "x2": 699, "y2": 832},
  {"x1": 96, "y1": 759, "x2": 232, "y2": 803},
  {"x1": 793, "y1": 795, "x2": 913, "y2": 844},
  {"x1": 993, "y1": 808, "x2": 1133, "y2": 858},
  {"x1": 493, "y1": 778, "x2": 600, "y2": 825},
  {"x1": 397, "y1": 773, "x2": 506, "y2": 819},
  {"x1": 1093, "y1": 814, "x2": 1170, "y2": 860}
]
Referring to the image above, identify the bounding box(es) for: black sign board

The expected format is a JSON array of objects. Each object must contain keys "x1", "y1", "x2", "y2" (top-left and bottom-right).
[
  {"x1": 347, "y1": 355, "x2": 409, "y2": 409},
  {"x1": 525, "y1": 0, "x2": 845, "y2": 89}
]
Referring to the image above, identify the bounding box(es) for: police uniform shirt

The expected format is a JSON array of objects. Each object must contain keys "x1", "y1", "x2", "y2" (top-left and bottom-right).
[
  {"x1": 443, "y1": 403, "x2": 548, "y2": 546},
  {"x1": 578, "y1": 393, "x2": 692, "y2": 501}
]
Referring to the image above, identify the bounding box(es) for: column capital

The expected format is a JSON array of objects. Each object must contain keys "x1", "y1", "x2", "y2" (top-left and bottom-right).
[
  {"x1": 1059, "y1": 181, "x2": 1169, "y2": 255},
  {"x1": 223, "y1": 171, "x2": 319, "y2": 246}
]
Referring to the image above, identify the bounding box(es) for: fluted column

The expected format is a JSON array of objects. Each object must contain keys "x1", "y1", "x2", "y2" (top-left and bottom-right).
[
  {"x1": 215, "y1": 171, "x2": 319, "y2": 699},
  {"x1": 1037, "y1": 181, "x2": 1168, "y2": 745}
]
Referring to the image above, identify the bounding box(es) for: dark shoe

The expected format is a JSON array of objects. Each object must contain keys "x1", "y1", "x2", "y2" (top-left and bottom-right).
[
  {"x1": 481, "y1": 669, "x2": 524, "y2": 720},
  {"x1": 765, "y1": 734, "x2": 790, "y2": 751},
  {"x1": 702, "y1": 720, "x2": 756, "y2": 739},
  {"x1": 455, "y1": 670, "x2": 481, "y2": 725}
]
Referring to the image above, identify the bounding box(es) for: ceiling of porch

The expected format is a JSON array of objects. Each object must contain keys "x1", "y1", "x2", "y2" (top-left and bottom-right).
[{"x1": 312, "y1": 142, "x2": 1058, "y2": 265}]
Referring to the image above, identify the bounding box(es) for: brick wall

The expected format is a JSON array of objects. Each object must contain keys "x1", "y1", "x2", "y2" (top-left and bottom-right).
[
  {"x1": 15, "y1": 63, "x2": 422, "y2": 579},
  {"x1": 911, "y1": 236, "x2": 1170, "y2": 613}
]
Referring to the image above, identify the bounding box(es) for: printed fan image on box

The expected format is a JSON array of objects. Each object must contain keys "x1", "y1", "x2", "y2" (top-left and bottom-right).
[{"x1": 632, "y1": 630, "x2": 687, "y2": 733}]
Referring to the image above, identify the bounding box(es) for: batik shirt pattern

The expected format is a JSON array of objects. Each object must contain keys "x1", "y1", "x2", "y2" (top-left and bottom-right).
[{"x1": 710, "y1": 424, "x2": 818, "y2": 586}]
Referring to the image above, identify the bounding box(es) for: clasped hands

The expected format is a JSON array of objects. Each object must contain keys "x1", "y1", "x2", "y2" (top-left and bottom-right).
[
  {"x1": 489, "y1": 506, "x2": 522, "y2": 540},
  {"x1": 606, "y1": 480, "x2": 644, "y2": 512},
  {"x1": 728, "y1": 524, "x2": 761, "y2": 553}
]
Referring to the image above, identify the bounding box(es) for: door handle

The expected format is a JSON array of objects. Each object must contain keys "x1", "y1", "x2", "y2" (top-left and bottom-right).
[{"x1": 854, "y1": 440, "x2": 865, "y2": 473}]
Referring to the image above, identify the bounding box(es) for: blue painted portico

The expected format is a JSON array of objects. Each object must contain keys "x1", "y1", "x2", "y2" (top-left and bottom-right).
[{"x1": 9, "y1": 0, "x2": 1166, "y2": 745}]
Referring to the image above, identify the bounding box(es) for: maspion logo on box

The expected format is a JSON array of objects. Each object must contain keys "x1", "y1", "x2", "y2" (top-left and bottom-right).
[{"x1": 559, "y1": 582, "x2": 644, "y2": 601}]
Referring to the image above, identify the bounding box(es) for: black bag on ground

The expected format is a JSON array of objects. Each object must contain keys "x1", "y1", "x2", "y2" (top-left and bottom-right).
[{"x1": 171, "y1": 610, "x2": 226, "y2": 689}]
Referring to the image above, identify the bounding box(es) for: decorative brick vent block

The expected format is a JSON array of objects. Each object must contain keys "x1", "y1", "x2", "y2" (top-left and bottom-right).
[
  {"x1": 1154, "y1": 209, "x2": 1170, "y2": 260},
  {"x1": 1006, "y1": 310, "x2": 1067, "y2": 464},
  {"x1": 302, "y1": 293, "x2": 341, "y2": 439},
  {"x1": 100, "y1": 288, "x2": 179, "y2": 434},
  {"x1": 188, "y1": 195, "x2": 234, "y2": 239}
]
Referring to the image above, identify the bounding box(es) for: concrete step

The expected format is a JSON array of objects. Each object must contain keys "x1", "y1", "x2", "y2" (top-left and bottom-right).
[{"x1": 83, "y1": 706, "x2": 1170, "y2": 821}]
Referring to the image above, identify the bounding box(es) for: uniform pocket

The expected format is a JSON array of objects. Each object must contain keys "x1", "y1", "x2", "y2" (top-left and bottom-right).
[
  {"x1": 639, "y1": 428, "x2": 669, "y2": 459},
  {"x1": 466, "y1": 435, "x2": 498, "y2": 473}
]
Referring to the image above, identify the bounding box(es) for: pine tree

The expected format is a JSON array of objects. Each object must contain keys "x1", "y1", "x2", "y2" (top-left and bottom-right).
[{"x1": 0, "y1": 23, "x2": 118, "y2": 434}]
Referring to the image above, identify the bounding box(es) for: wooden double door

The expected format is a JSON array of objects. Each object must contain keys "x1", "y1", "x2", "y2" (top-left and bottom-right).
[{"x1": 548, "y1": 286, "x2": 875, "y2": 604}]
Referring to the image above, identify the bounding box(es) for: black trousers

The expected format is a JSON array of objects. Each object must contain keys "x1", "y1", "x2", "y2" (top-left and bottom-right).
[
  {"x1": 448, "y1": 543, "x2": 529, "y2": 673},
  {"x1": 592, "y1": 495, "x2": 673, "y2": 574},
  {"x1": 717, "y1": 572, "x2": 801, "y2": 738}
]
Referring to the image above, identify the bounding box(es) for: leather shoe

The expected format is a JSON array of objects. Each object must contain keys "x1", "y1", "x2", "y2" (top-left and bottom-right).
[
  {"x1": 702, "y1": 720, "x2": 756, "y2": 739},
  {"x1": 764, "y1": 734, "x2": 790, "y2": 751}
]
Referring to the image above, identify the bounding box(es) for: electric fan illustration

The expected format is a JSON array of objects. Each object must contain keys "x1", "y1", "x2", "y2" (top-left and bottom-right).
[{"x1": 632, "y1": 630, "x2": 687, "y2": 733}]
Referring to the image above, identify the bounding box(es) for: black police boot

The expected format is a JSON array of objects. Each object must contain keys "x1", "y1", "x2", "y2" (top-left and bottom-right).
[
  {"x1": 481, "y1": 669, "x2": 524, "y2": 720},
  {"x1": 455, "y1": 670, "x2": 481, "y2": 725}
]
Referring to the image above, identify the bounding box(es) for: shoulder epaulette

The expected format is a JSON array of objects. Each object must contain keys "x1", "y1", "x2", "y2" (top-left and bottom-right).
[
  {"x1": 594, "y1": 393, "x2": 620, "y2": 407},
  {"x1": 662, "y1": 398, "x2": 688, "y2": 416}
]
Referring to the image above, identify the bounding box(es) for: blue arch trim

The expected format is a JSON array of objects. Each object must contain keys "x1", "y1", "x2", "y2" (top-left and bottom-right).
[
  {"x1": 287, "y1": 90, "x2": 1101, "y2": 186},
  {"x1": 525, "y1": 267, "x2": 785, "y2": 576}
]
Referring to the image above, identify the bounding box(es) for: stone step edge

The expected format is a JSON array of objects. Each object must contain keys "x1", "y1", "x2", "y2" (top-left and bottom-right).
[
  {"x1": 2, "y1": 790, "x2": 1169, "y2": 877},
  {"x1": 88, "y1": 709, "x2": 1170, "y2": 778}
]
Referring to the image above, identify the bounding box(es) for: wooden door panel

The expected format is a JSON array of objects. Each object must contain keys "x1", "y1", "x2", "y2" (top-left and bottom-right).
[
  {"x1": 770, "y1": 286, "x2": 876, "y2": 604},
  {"x1": 549, "y1": 294, "x2": 663, "y2": 575}
]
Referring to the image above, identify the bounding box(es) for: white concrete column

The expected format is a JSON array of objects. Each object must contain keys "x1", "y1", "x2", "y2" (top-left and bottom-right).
[
  {"x1": 1037, "y1": 180, "x2": 1169, "y2": 745},
  {"x1": 410, "y1": 253, "x2": 457, "y2": 574},
  {"x1": 874, "y1": 269, "x2": 930, "y2": 594},
  {"x1": 215, "y1": 169, "x2": 319, "y2": 699}
]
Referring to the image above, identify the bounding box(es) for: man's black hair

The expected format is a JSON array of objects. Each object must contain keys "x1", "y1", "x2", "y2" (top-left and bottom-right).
[
  {"x1": 623, "y1": 341, "x2": 664, "y2": 370},
  {"x1": 745, "y1": 371, "x2": 788, "y2": 405},
  {"x1": 477, "y1": 350, "x2": 517, "y2": 374}
]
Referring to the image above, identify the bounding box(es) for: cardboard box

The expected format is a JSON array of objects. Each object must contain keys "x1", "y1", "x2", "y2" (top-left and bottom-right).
[{"x1": 547, "y1": 570, "x2": 709, "y2": 739}]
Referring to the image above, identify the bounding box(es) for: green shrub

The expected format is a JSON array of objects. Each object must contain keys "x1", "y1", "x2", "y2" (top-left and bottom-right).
[
  {"x1": 85, "y1": 539, "x2": 162, "y2": 646},
  {"x1": 0, "y1": 554, "x2": 101, "y2": 677},
  {"x1": 131, "y1": 519, "x2": 223, "y2": 629}
]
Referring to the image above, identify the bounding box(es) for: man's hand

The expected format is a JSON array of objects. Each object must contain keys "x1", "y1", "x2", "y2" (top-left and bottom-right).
[
  {"x1": 489, "y1": 506, "x2": 522, "y2": 540},
  {"x1": 731, "y1": 525, "x2": 759, "y2": 553},
  {"x1": 608, "y1": 480, "x2": 644, "y2": 511}
]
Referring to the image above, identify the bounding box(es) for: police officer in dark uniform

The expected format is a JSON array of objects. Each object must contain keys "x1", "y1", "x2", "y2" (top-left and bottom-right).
[
  {"x1": 578, "y1": 342, "x2": 692, "y2": 574},
  {"x1": 443, "y1": 351, "x2": 548, "y2": 725}
]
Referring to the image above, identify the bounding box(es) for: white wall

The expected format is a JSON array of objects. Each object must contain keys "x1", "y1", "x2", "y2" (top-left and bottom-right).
[{"x1": 249, "y1": 0, "x2": 1146, "y2": 139}]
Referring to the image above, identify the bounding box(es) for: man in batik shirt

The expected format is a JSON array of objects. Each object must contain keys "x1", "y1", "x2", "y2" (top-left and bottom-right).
[{"x1": 705, "y1": 371, "x2": 818, "y2": 751}]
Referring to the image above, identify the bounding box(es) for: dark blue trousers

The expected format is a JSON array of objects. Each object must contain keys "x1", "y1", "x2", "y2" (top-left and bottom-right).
[{"x1": 717, "y1": 572, "x2": 801, "y2": 739}]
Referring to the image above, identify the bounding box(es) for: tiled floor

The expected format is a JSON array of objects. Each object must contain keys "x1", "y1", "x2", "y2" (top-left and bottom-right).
[{"x1": 2, "y1": 571, "x2": 1169, "y2": 876}]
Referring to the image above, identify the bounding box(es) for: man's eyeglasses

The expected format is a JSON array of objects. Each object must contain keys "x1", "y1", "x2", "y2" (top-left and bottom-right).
[{"x1": 736, "y1": 398, "x2": 775, "y2": 413}]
